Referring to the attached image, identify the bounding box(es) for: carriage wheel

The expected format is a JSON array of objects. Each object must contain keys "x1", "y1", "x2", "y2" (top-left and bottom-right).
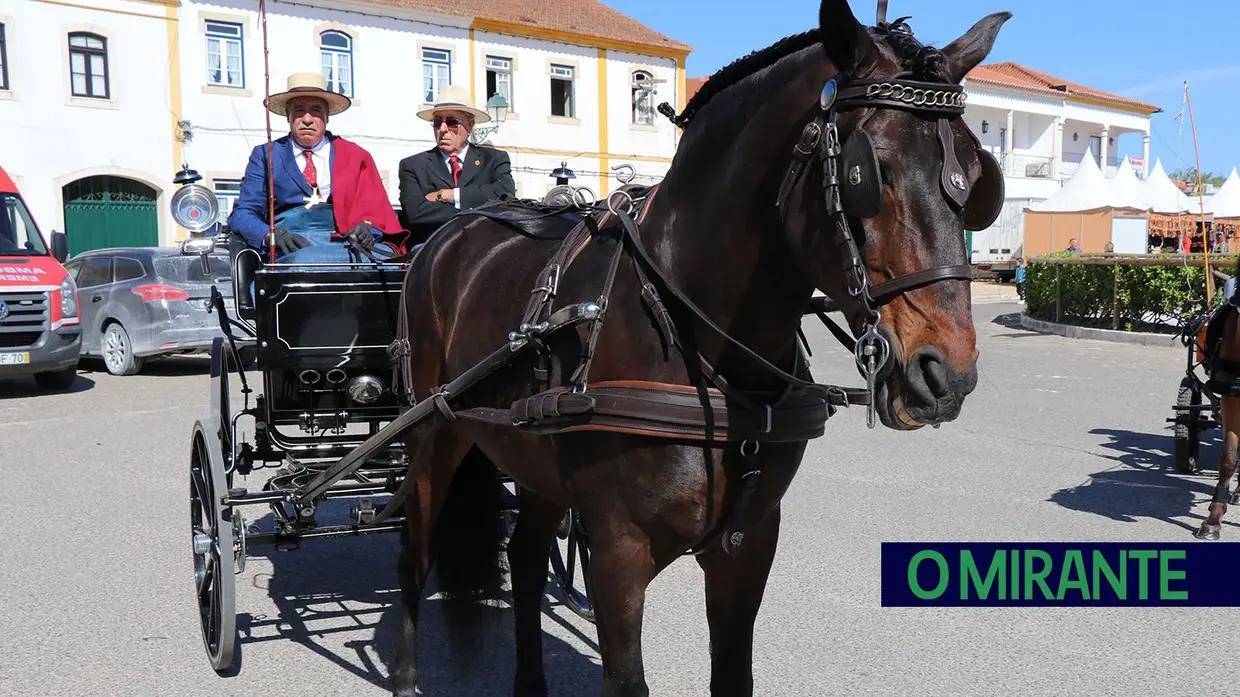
[
  {"x1": 190, "y1": 421, "x2": 239, "y2": 673},
  {"x1": 210, "y1": 337, "x2": 235, "y2": 473},
  {"x1": 549, "y1": 509, "x2": 595, "y2": 623},
  {"x1": 1174, "y1": 378, "x2": 1202, "y2": 474}
]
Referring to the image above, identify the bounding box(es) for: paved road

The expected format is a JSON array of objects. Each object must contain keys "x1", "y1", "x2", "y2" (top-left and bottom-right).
[{"x1": 1, "y1": 295, "x2": 1234, "y2": 696}]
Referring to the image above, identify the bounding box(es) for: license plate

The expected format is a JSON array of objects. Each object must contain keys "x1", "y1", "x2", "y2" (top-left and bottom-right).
[{"x1": 0, "y1": 352, "x2": 30, "y2": 365}]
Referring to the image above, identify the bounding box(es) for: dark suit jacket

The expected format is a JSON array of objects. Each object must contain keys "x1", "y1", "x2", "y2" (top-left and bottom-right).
[{"x1": 398, "y1": 144, "x2": 516, "y2": 240}]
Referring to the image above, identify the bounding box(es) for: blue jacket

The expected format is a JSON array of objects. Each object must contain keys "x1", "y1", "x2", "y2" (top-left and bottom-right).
[
  {"x1": 228, "y1": 132, "x2": 379, "y2": 249},
  {"x1": 1015, "y1": 265, "x2": 1027, "y2": 283}
]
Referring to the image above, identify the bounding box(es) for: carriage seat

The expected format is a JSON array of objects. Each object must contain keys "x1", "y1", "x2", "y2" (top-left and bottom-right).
[{"x1": 228, "y1": 232, "x2": 261, "y2": 321}]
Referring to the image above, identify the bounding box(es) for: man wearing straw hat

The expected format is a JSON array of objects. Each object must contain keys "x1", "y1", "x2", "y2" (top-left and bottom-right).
[
  {"x1": 229, "y1": 72, "x2": 408, "y2": 260},
  {"x1": 397, "y1": 85, "x2": 515, "y2": 240}
]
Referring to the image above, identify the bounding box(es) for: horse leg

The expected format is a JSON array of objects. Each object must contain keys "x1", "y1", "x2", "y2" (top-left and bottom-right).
[
  {"x1": 1198, "y1": 396, "x2": 1240, "y2": 540},
  {"x1": 694, "y1": 505, "x2": 781, "y2": 697},
  {"x1": 508, "y1": 488, "x2": 566, "y2": 697},
  {"x1": 584, "y1": 512, "x2": 655, "y2": 697},
  {"x1": 390, "y1": 421, "x2": 473, "y2": 697}
]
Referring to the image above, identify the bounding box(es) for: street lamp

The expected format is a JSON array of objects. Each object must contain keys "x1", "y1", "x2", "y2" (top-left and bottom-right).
[{"x1": 470, "y1": 93, "x2": 509, "y2": 144}]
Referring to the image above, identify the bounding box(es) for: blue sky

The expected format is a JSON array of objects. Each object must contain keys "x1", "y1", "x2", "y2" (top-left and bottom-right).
[{"x1": 608, "y1": 0, "x2": 1240, "y2": 178}]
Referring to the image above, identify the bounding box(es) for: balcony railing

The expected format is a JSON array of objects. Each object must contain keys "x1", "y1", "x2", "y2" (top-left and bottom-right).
[{"x1": 1001, "y1": 153, "x2": 1056, "y2": 179}]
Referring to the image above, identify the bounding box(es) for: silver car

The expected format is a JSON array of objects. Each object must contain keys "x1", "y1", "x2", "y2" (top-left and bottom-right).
[{"x1": 63, "y1": 246, "x2": 234, "y2": 375}]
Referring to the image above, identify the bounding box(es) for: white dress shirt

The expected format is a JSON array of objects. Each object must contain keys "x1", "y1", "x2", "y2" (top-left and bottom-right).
[
  {"x1": 296, "y1": 137, "x2": 332, "y2": 200},
  {"x1": 441, "y1": 143, "x2": 467, "y2": 209}
]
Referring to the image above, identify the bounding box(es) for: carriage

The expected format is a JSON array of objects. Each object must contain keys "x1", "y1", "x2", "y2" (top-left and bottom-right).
[
  {"x1": 1170, "y1": 305, "x2": 1224, "y2": 474},
  {"x1": 175, "y1": 169, "x2": 596, "y2": 673}
]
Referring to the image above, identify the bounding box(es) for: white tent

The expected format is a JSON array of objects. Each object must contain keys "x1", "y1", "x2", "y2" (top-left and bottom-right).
[
  {"x1": 1141, "y1": 158, "x2": 1194, "y2": 214},
  {"x1": 1107, "y1": 157, "x2": 1150, "y2": 211},
  {"x1": 1206, "y1": 168, "x2": 1240, "y2": 218},
  {"x1": 1029, "y1": 152, "x2": 1117, "y2": 212}
]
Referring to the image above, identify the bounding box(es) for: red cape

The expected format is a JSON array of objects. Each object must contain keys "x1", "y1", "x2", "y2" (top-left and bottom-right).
[{"x1": 329, "y1": 136, "x2": 410, "y2": 254}]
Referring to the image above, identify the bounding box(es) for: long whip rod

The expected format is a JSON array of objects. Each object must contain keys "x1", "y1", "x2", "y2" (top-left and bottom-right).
[
  {"x1": 1185, "y1": 81, "x2": 1212, "y2": 305},
  {"x1": 260, "y1": 0, "x2": 276, "y2": 261}
]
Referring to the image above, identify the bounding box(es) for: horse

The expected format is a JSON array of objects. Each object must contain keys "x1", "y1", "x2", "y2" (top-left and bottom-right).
[
  {"x1": 1197, "y1": 258, "x2": 1240, "y2": 540},
  {"x1": 385, "y1": 1, "x2": 1010, "y2": 694}
]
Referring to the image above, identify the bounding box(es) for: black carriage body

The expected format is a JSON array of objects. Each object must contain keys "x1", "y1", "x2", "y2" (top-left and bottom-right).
[{"x1": 253, "y1": 265, "x2": 406, "y2": 435}]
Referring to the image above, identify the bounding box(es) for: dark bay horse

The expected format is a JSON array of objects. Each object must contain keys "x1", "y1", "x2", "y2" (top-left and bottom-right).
[{"x1": 387, "y1": 1, "x2": 1011, "y2": 694}]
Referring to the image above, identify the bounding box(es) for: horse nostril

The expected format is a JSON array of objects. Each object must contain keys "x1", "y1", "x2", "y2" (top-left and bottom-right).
[{"x1": 920, "y1": 352, "x2": 950, "y2": 399}]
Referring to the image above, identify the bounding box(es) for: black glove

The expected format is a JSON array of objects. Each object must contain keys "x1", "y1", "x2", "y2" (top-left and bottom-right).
[
  {"x1": 344, "y1": 222, "x2": 377, "y2": 251},
  {"x1": 267, "y1": 228, "x2": 310, "y2": 256}
]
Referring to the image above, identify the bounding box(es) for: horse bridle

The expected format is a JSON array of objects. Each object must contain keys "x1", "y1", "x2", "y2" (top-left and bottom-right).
[{"x1": 775, "y1": 68, "x2": 990, "y2": 426}]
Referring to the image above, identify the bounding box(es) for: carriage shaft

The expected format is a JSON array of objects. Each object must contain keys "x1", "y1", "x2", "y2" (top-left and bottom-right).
[{"x1": 244, "y1": 520, "x2": 406, "y2": 547}]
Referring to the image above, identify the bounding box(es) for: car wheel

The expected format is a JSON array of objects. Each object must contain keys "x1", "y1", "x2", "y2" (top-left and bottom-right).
[
  {"x1": 33, "y1": 366, "x2": 78, "y2": 390},
  {"x1": 102, "y1": 323, "x2": 144, "y2": 376}
]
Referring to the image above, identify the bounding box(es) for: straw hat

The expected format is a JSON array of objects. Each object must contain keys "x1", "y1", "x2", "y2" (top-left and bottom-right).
[
  {"x1": 266, "y1": 72, "x2": 351, "y2": 116},
  {"x1": 416, "y1": 85, "x2": 490, "y2": 124}
]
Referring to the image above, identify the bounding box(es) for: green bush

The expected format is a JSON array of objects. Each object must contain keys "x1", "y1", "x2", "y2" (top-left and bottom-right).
[{"x1": 1024, "y1": 253, "x2": 1237, "y2": 332}]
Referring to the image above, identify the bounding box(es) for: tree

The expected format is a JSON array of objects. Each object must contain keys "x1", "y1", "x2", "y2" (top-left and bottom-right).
[{"x1": 1170, "y1": 167, "x2": 1226, "y2": 191}]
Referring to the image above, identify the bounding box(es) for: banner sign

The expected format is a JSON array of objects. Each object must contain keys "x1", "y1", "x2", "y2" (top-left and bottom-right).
[{"x1": 881, "y1": 542, "x2": 1240, "y2": 607}]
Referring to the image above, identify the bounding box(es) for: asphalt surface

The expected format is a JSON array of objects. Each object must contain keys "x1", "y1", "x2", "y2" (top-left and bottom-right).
[{"x1": 2, "y1": 287, "x2": 1236, "y2": 696}]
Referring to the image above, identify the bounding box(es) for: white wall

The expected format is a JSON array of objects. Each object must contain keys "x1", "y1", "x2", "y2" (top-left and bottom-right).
[{"x1": 0, "y1": 0, "x2": 177, "y2": 244}]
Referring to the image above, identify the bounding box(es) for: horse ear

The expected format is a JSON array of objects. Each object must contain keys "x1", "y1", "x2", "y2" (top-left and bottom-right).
[
  {"x1": 938, "y1": 12, "x2": 1013, "y2": 83},
  {"x1": 818, "y1": 0, "x2": 877, "y2": 75}
]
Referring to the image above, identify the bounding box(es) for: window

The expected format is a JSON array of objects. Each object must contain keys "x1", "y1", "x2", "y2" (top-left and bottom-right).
[
  {"x1": 205, "y1": 20, "x2": 244, "y2": 88},
  {"x1": 631, "y1": 70, "x2": 655, "y2": 125},
  {"x1": 550, "y1": 64, "x2": 574, "y2": 118},
  {"x1": 485, "y1": 55, "x2": 512, "y2": 110},
  {"x1": 213, "y1": 179, "x2": 241, "y2": 221},
  {"x1": 0, "y1": 23, "x2": 8, "y2": 91},
  {"x1": 421, "y1": 47, "x2": 450, "y2": 104},
  {"x1": 320, "y1": 30, "x2": 352, "y2": 97},
  {"x1": 75, "y1": 257, "x2": 112, "y2": 288},
  {"x1": 68, "y1": 32, "x2": 109, "y2": 98},
  {"x1": 113, "y1": 257, "x2": 146, "y2": 283}
]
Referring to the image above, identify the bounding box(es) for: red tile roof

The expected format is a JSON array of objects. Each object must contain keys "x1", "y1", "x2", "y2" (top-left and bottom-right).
[
  {"x1": 965, "y1": 62, "x2": 1161, "y2": 114},
  {"x1": 685, "y1": 77, "x2": 708, "y2": 102},
  {"x1": 356, "y1": 0, "x2": 692, "y2": 54}
]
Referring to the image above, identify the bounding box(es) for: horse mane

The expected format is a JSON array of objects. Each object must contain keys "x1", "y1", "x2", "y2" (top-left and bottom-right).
[{"x1": 663, "y1": 17, "x2": 950, "y2": 130}]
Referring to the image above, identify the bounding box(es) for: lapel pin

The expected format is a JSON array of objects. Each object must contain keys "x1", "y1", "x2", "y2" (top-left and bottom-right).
[{"x1": 474, "y1": 159, "x2": 481, "y2": 166}]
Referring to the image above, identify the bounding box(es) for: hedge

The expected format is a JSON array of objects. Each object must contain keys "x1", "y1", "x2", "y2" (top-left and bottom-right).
[{"x1": 1023, "y1": 253, "x2": 1238, "y2": 333}]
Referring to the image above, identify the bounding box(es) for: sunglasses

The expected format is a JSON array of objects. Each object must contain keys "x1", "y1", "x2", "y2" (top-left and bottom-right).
[{"x1": 433, "y1": 116, "x2": 467, "y2": 129}]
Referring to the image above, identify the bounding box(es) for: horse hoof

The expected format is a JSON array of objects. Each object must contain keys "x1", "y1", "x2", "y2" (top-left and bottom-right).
[
  {"x1": 1195, "y1": 523, "x2": 1222, "y2": 541},
  {"x1": 1230, "y1": 492, "x2": 1240, "y2": 505}
]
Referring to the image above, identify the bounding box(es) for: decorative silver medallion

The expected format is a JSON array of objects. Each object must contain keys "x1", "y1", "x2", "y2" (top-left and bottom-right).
[
  {"x1": 849, "y1": 165, "x2": 863, "y2": 186},
  {"x1": 949, "y1": 172, "x2": 967, "y2": 190},
  {"x1": 820, "y1": 79, "x2": 838, "y2": 111}
]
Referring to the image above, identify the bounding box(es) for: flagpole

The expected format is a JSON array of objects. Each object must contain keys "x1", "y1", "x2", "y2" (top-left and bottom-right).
[{"x1": 1185, "y1": 81, "x2": 1213, "y2": 305}]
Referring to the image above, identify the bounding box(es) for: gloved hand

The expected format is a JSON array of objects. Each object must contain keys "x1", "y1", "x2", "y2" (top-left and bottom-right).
[
  {"x1": 267, "y1": 228, "x2": 310, "y2": 256},
  {"x1": 344, "y1": 222, "x2": 378, "y2": 251}
]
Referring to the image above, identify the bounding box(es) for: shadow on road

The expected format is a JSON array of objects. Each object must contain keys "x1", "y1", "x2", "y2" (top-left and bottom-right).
[
  {"x1": 1047, "y1": 427, "x2": 1238, "y2": 535},
  {"x1": 0, "y1": 370, "x2": 95, "y2": 398},
  {"x1": 233, "y1": 499, "x2": 601, "y2": 695},
  {"x1": 79, "y1": 354, "x2": 214, "y2": 376}
]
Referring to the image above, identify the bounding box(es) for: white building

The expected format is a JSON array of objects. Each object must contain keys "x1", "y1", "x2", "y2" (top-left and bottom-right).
[
  {"x1": 0, "y1": 0, "x2": 183, "y2": 255},
  {"x1": 960, "y1": 62, "x2": 1160, "y2": 275},
  {"x1": 1, "y1": 0, "x2": 691, "y2": 253}
]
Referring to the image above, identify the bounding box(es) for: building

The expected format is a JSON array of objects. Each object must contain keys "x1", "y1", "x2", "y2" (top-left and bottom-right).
[
  {"x1": 0, "y1": 0, "x2": 691, "y2": 253},
  {"x1": 0, "y1": 0, "x2": 183, "y2": 255}
]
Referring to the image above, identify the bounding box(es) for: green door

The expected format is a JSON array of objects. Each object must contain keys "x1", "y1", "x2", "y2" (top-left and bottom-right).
[{"x1": 63, "y1": 176, "x2": 158, "y2": 255}]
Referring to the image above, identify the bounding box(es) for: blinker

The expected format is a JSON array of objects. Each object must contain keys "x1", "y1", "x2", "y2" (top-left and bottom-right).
[{"x1": 820, "y1": 79, "x2": 838, "y2": 111}]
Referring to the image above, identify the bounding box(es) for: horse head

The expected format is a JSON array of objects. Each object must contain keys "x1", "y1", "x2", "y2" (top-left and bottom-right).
[{"x1": 784, "y1": 1, "x2": 1010, "y2": 429}]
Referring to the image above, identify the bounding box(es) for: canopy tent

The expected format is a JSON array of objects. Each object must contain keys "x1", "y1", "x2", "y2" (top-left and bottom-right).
[
  {"x1": 1141, "y1": 158, "x2": 1199, "y2": 242},
  {"x1": 1206, "y1": 168, "x2": 1240, "y2": 219},
  {"x1": 1023, "y1": 153, "x2": 1149, "y2": 255}
]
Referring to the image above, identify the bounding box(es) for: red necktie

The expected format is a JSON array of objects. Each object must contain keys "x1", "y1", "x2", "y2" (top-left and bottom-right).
[
  {"x1": 302, "y1": 150, "x2": 318, "y2": 190},
  {"x1": 449, "y1": 155, "x2": 462, "y2": 185}
]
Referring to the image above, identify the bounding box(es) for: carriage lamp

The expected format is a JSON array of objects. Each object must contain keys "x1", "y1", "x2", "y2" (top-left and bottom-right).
[
  {"x1": 347, "y1": 375, "x2": 386, "y2": 404},
  {"x1": 551, "y1": 162, "x2": 576, "y2": 186},
  {"x1": 469, "y1": 94, "x2": 510, "y2": 144},
  {"x1": 173, "y1": 164, "x2": 203, "y2": 185}
]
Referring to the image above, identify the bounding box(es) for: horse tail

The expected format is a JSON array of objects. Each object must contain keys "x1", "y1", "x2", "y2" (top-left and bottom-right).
[{"x1": 432, "y1": 444, "x2": 507, "y2": 657}]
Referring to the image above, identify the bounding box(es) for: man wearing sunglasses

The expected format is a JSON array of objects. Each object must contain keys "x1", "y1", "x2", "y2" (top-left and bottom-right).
[{"x1": 398, "y1": 85, "x2": 516, "y2": 241}]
